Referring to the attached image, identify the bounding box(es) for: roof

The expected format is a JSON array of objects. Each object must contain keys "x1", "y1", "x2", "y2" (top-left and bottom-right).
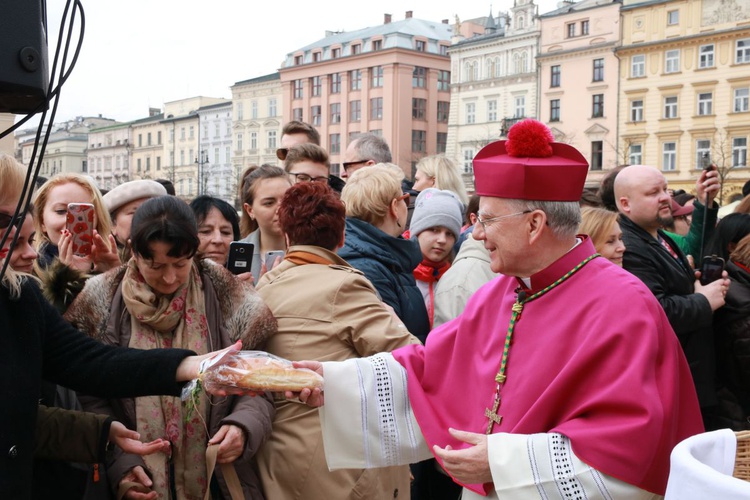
[
  {"x1": 540, "y1": 0, "x2": 619, "y2": 17},
  {"x1": 232, "y1": 72, "x2": 281, "y2": 87}
]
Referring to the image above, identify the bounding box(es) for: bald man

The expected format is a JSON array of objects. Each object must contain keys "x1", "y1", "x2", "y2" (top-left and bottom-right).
[{"x1": 615, "y1": 165, "x2": 728, "y2": 427}]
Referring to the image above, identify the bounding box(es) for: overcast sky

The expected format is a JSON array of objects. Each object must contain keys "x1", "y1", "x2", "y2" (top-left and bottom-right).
[{"x1": 26, "y1": 0, "x2": 561, "y2": 125}]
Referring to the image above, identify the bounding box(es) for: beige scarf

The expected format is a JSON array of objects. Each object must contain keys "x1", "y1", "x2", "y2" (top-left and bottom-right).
[{"x1": 122, "y1": 259, "x2": 210, "y2": 499}]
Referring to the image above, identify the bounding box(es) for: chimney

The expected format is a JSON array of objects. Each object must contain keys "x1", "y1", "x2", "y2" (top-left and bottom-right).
[
  {"x1": 405, "y1": 10, "x2": 413, "y2": 19},
  {"x1": 384, "y1": 13, "x2": 392, "y2": 24}
]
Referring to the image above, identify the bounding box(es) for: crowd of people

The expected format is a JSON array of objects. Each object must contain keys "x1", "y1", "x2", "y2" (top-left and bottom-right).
[{"x1": 2, "y1": 116, "x2": 750, "y2": 499}]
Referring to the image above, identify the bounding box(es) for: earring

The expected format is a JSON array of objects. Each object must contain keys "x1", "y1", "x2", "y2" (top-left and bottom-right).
[{"x1": 396, "y1": 220, "x2": 402, "y2": 229}]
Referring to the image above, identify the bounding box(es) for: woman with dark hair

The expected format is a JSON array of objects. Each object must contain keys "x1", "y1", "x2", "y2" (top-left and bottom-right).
[
  {"x1": 254, "y1": 182, "x2": 418, "y2": 500},
  {"x1": 65, "y1": 195, "x2": 277, "y2": 500},
  {"x1": 704, "y1": 213, "x2": 750, "y2": 262},
  {"x1": 238, "y1": 165, "x2": 291, "y2": 282},
  {"x1": 190, "y1": 195, "x2": 240, "y2": 267}
]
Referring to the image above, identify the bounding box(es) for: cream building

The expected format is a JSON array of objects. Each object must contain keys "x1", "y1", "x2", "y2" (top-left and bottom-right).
[
  {"x1": 538, "y1": 0, "x2": 622, "y2": 188},
  {"x1": 197, "y1": 101, "x2": 234, "y2": 204},
  {"x1": 446, "y1": 0, "x2": 541, "y2": 191},
  {"x1": 279, "y1": 11, "x2": 453, "y2": 178},
  {"x1": 87, "y1": 121, "x2": 131, "y2": 191},
  {"x1": 130, "y1": 110, "x2": 167, "y2": 186},
  {"x1": 617, "y1": 0, "x2": 750, "y2": 202},
  {"x1": 231, "y1": 72, "x2": 283, "y2": 183},
  {"x1": 0, "y1": 114, "x2": 14, "y2": 155}
]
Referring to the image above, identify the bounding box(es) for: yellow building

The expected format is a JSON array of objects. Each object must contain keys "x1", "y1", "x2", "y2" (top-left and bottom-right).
[{"x1": 617, "y1": 0, "x2": 750, "y2": 202}]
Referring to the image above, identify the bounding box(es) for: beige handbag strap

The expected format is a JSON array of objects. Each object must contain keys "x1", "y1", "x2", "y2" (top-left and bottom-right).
[{"x1": 204, "y1": 444, "x2": 244, "y2": 500}]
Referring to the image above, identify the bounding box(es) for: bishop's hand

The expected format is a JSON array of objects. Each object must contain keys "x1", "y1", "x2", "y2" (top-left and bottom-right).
[{"x1": 432, "y1": 428, "x2": 493, "y2": 485}]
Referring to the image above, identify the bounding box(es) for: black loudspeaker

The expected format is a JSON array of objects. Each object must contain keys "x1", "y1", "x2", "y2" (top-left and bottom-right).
[{"x1": 0, "y1": 0, "x2": 49, "y2": 114}]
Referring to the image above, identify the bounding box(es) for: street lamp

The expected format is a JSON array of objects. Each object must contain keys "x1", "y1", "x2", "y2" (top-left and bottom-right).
[{"x1": 195, "y1": 150, "x2": 209, "y2": 196}]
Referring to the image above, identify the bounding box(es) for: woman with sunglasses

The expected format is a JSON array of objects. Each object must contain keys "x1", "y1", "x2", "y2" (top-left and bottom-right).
[{"x1": 338, "y1": 164, "x2": 430, "y2": 343}]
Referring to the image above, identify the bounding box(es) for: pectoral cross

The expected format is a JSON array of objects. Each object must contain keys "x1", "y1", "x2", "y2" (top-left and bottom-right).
[{"x1": 484, "y1": 393, "x2": 503, "y2": 434}]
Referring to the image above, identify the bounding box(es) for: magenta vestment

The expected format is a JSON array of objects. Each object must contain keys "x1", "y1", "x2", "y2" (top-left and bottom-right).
[{"x1": 392, "y1": 237, "x2": 703, "y2": 495}]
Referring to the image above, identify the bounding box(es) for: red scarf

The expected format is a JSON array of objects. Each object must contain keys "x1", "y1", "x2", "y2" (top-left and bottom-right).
[{"x1": 413, "y1": 259, "x2": 451, "y2": 328}]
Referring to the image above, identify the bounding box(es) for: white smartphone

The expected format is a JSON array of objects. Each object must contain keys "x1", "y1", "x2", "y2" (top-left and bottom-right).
[{"x1": 264, "y1": 250, "x2": 285, "y2": 271}]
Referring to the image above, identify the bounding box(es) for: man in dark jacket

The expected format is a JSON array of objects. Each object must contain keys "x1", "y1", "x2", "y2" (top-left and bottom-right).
[{"x1": 615, "y1": 164, "x2": 728, "y2": 428}]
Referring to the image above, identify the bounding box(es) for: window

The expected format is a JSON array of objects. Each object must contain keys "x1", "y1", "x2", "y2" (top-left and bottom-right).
[
  {"x1": 416, "y1": 40, "x2": 426, "y2": 51},
  {"x1": 330, "y1": 73, "x2": 341, "y2": 93},
  {"x1": 629, "y1": 144, "x2": 642, "y2": 165},
  {"x1": 311, "y1": 76, "x2": 322, "y2": 96},
  {"x1": 734, "y1": 137, "x2": 748, "y2": 167},
  {"x1": 351, "y1": 44, "x2": 361, "y2": 55},
  {"x1": 371, "y1": 66, "x2": 383, "y2": 87},
  {"x1": 413, "y1": 66, "x2": 427, "y2": 88},
  {"x1": 437, "y1": 133, "x2": 447, "y2": 154},
  {"x1": 269, "y1": 98, "x2": 277, "y2": 116},
  {"x1": 664, "y1": 96, "x2": 678, "y2": 118},
  {"x1": 437, "y1": 101, "x2": 450, "y2": 123},
  {"x1": 236, "y1": 103, "x2": 244, "y2": 121},
  {"x1": 699, "y1": 44, "x2": 714, "y2": 68},
  {"x1": 330, "y1": 103, "x2": 341, "y2": 123},
  {"x1": 440, "y1": 44, "x2": 448, "y2": 56},
  {"x1": 138, "y1": 134, "x2": 142, "y2": 147},
  {"x1": 487, "y1": 100, "x2": 497, "y2": 122},
  {"x1": 294, "y1": 55, "x2": 303, "y2": 65},
  {"x1": 567, "y1": 23, "x2": 576, "y2": 38},
  {"x1": 137, "y1": 158, "x2": 142, "y2": 172},
  {"x1": 370, "y1": 97, "x2": 383, "y2": 120},
  {"x1": 631, "y1": 100, "x2": 644, "y2": 122},
  {"x1": 313, "y1": 52, "x2": 321, "y2": 62},
  {"x1": 293, "y1": 80, "x2": 303, "y2": 99},
  {"x1": 189, "y1": 126, "x2": 194, "y2": 139},
  {"x1": 311, "y1": 105, "x2": 322, "y2": 126},
  {"x1": 631, "y1": 54, "x2": 646, "y2": 77},
  {"x1": 251, "y1": 101, "x2": 258, "y2": 118},
  {"x1": 332, "y1": 48, "x2": 341, "y2": 58},
  {"x1": 267, "y1": 131, "x2": 277, "y2": 149},
  {"x1": 592, "y1": 94, "x2": 604, "y2": 118},
  {"x1": 237, "y1": 133, "x2": 243, "y2": 151},
  {"x1": 372, "y1": 39, "x2": 382, "y2": 51},
  {"x1": 330, "y1": 134, "x2": 341, "y2": 155},
  {"x1": 180, "y1": 127, "x2": 186, "y2": 140},
  {"x1": 466, "y1": 103, "x2": 476, "y2": 124},
  {"x1": 214, "y1": 123, "x2": 220, "y2": 138},
  {"x1": 551, "y1": 65, "x2": 561, "y2": 87},
  {"x1": 462, "y1": 149, "x2": 474, "y2": 173},
  {"x1": 663, "y1": 142, "x2": 677, "y2": 171},
  {"x1": 350, "y1": 100, "x2": 361, "y2": 122},
  {"x1": 157, "y1": 157, "x2": 161, "y2": 170},
  {"x1": 667, "y1": 10, "x2": 679, "y2": 25},
  {"x1": 591, "y1": 141, "x2": 603, "y2": 171},
  {"x1": 593, "y1": 59, "x2": 604, "y2": 82},
  {"x1": 550, "y1": 99, "x2": 560, "y2": 122},
  {"x1": 412, "y1": 130, "x2": 426, "y2": 153},
  {"x1": 412, "y1": 98, "x2": 427, "y2": 120},
  {"x1": 738, "y1": 39, "x2": 750, "y2": 64},
  {"x1": 147, "y1": 132, "x2": 152, "y2": 146},
  {"x1": 250, "y1": 132, "x2": 257, "y2": 150},
  {"x1": 438, "y1": 70, "x2": 450, "y2": 91},
  {"x1": 515, "y1": 96, "x2": 526, "y2": 118},
  {"x1": 581, "y1": 20, "x2": 589, "y2": 35},
  {"x1": 697, "y1": 92, "x2": 713, "y2": 115},
  {"x1": 169, "y1": 129, "x2": 174, "y2": 143},
  {"x1": 665, "y1": 49, "x2": 680, "y2": 73},
  {"x1": 735, "y1": 88, "x2": 750, "y2": 112},
  {"x1": 696, "y1": 140, "x2": 711, "y2": 169},
  {"x1": 350, "y1": 69, "x2": 362, "y2": 90},
  {"x1": 293, "y1": 107, "x2": 303, "y2": 121}
]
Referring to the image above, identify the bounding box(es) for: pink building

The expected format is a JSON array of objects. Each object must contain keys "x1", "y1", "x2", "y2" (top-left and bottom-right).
[{"x1": 279, "y1": 12, "x2": 453, "y2": 178}]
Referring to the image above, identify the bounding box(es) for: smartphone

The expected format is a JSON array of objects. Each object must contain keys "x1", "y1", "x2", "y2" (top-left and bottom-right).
[
  {"x1": 701, "y1": 152, "x2": 712, "y2": 170},
  {"x1": 226, "y1": 242, "x2": 254, "y2": 275},
  {"x1": 65, "y1": 203, "x2": 95, "y2": 256},
  {"x1": 699, "y1": 254, "x2": 725, "y2": 286},
  {"x1": 264, "y1": 250, "x2": 285, "y2": 271}
]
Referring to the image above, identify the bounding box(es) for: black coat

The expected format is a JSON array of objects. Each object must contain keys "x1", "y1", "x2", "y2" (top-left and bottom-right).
[
  {"x1": 338, "y1": 217, "x2": 430, "y2": 343},
  {"x1": 0, "y1": 279, "x2": 192, "y2": 500},
  {"x1": 713, "y1": 261, "x2": 750, "y2": 430},
  {"x1": 619, "y1": 215, "x2": 716, "y2": 408}
]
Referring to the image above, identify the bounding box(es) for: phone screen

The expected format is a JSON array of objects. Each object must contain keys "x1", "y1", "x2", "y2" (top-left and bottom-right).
[{"x1": 700, "y1": 256, "x2": 724, "y2": 285}]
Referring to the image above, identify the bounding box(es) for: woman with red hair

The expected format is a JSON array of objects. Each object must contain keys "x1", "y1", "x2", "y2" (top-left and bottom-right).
[{"x1": 254, "y1": 182, "x2": 419, "y2": 500}]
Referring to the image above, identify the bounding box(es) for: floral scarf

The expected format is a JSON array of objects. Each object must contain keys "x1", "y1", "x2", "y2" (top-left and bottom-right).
[{"x1": 122, "y1": 259, "x2": 210, "y2": 500}]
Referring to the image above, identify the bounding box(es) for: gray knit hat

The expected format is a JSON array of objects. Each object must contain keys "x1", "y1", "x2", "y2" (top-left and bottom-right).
[
  {"x1": 410, "y1": 188, "x2": 464, "y2": 240},
  {"x1": 103, "y1": 180, "x2": 167, "y2": 215}
]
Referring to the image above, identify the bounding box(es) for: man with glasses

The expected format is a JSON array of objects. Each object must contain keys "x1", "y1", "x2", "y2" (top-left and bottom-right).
[
  {"x1": 293, "y1": 120, "x2": 703, "y2": 500},
  {"x1": 341, "y1": 133, "x2": 392, "y2": 180},
  {"x1": 283, "y1": 144, "x2": 330, "y2": 185}
]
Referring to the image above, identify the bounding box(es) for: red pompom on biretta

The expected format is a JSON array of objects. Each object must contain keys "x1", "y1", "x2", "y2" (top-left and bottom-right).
[{"x1": 505, "y1": 119, "x2": 554, "y2": 158}]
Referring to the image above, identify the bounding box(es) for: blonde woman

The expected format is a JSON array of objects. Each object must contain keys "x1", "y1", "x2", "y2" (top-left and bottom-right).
[
  {"x1": 412, "y1": 155, "x2": 469, "y2": 206},
  {"x1": 580, "y1": 206, "x2": 626, "y2": 266},
  {"x1": 338, "y1": 164, "x2": 430, "y2": 342},
  {"x1": 32, "y1": 173, "x2": 118, "y2": 272}
]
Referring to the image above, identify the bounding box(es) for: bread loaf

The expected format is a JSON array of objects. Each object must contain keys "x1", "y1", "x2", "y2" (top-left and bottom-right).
[{"x1": 207, "y1": 355, "x2": 323, "y2": 392}]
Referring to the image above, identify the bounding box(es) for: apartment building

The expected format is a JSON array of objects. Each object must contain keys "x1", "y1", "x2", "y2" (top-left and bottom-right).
[
  {"x1": 445, "y1": 0, "x2": 541, "y2": 191},
  {"x1": 538, "y1": 0, "x2": 622, "y2": 188},
  {"x1": 87, "y1": 121, "x2": 131, "y2": 190},
  {"x1": 130, "y1": 110, "x2": 166, "y2": 186},
  {"x1": 617, "y1": 0, "x2": 750, "y2": 201},
  {"x1": 279, "y1": 11, "x2": 453, "y2": 178},
  {"x1": 197, "y1": 101, "x2": 234, "y2": 204},
  {"x1": 231, "y1": 72, "x2": 284, "y2": 179}
]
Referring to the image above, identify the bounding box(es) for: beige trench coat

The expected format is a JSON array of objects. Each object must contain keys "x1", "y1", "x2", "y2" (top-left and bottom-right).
[{"x1": 256, "y1": 245, "x2": 420, "y2": 500}]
